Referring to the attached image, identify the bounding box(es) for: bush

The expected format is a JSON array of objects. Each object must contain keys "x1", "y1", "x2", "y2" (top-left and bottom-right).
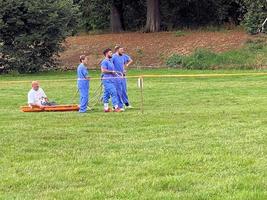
[
  {"x1": 166, "y1": 49, "x2": 219, "y2": 70},
  {"x1": 166, "y1": 41, "x2": 267, "y2": 70},
  {"x1": 174, "y1": 30, "x2": 186, "y2": 37},
  {"x1": 0, "y1": 0, "x2": 79, "y2": 74},
  {"x1": 166, "y1": 54, "x2": 184, "y2": 68}
]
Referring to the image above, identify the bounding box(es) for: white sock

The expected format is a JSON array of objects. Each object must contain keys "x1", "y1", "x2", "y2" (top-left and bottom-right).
[
  {"x1": 104, "y1": 103, "x2": 109, "y2": 110},
  {"x1": 114, "y1": 105, "x2": 118, "y2": 109}
]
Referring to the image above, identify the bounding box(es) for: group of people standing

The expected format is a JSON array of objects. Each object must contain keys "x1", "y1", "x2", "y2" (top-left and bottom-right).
[{"x1": 77, "y1": 46, "x2": 133, "y2": 113}]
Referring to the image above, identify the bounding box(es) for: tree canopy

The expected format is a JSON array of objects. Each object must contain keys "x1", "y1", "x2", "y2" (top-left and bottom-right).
[{"x1": 0, "y1": 0, "x2": 79, "y2": 73}]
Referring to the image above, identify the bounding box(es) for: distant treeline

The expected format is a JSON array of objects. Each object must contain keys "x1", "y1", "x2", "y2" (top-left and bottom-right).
[{"x1": 76, "y1": 0, "x2": 266, "y2": 34}]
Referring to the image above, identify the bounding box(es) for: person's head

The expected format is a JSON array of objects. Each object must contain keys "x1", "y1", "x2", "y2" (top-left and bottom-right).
[
  {"x1": 103, "y1": 48, "x2": 112, "y2": 59},
  {"x1": 32, "y1": 81, "x2": 39, "y2": 91},
  {"x1": 114, "y1": 45, "x2": 124, "y2": 55},
  {"x1": 80, "y1": 55, "x2": 89, "y2": 65}
]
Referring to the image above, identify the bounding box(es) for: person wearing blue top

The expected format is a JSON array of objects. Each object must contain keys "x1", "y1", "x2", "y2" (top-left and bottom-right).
[
  {"x1": 113, "y1": 46, "x2": 133, "y2": 109},
  {"x1": 77, "y1": 55, "x2": 90, "y2": 113},
  {"x1": 101, "y1": 48, "x2": 122, "y2": 113},
  {"x1": 112, "y1": 47, "x2": 125, "y2": 110}
]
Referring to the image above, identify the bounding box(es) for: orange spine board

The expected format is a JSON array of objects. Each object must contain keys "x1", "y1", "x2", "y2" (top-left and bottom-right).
[{"x1": 20, "y1": 105, "x2": 79, "y2": 112}]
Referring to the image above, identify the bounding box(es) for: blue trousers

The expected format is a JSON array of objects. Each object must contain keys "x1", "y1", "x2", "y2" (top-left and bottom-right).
[
  {"x1": 102, "y1": 79, "x2": 118, "y2": 107},
  {"x1": 115, "y1": 78, "x2": 124, "y2": 108},
  {"x1": 121, "y1": 78, "x2": 129, "y2": 105},
  {"x1": 78, "y1": 81, "x2": 89, "y2": 113}
]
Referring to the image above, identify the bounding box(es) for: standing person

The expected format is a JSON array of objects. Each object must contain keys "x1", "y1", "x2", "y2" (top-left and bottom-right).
[
  {"x1": 112, "y1": 45, "x2": 133, "y2": 109},
  {"x1": 77, "y1": 55, "x2": 90, "y2": 113},
  {"x1": 101, "y1": 48, "x2": 121, "y2": 112},
  {"x1": 112, "y1": 46, "x2": 124, "y2": 110}
]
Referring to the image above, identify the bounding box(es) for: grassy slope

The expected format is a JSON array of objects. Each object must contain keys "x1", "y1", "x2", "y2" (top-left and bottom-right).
[
  {"x1": 166, "y1": 39, "x2": 267, "y2": 69},
  {"x1": 0, "y1": 69, "x2": 266, "y2": 199}
]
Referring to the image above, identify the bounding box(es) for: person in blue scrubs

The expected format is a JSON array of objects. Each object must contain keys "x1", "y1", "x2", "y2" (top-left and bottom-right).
[
  {"x1": 77, "y1": 55, "x2": 90, "y2": 113},
  {"x1": 112, "y1": 46, "x2": 133, "y2": 109},
  {"x1": 101, "y1": 48, "x2": 121, "y2": 113},
  {"x1": 112, "y1": 46, "x2": 124, "y2": 110}
]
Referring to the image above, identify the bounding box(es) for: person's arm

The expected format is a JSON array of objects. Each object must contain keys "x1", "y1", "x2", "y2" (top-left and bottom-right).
[
  {"x1": 40, "y1": 88, "x2": 49, "y2": 102},
  {"x1": 124, "y1": 54, "x2": 133, "y2": 67},
  {"x1": 83, "y1": 67, "x2": 90, "y2": 80},
  {"x1": 28, "y1": 91, "x2": 35, "y2": 108},
  {"x1": 101, "y1": 67, "x2": 115, "y2": 74},
  {"x1": 101, "y1": 62, "x2": 116, "y2": 74},
  {"x1": 123, "y1": 55, "x2": 133, "y2": 75},
  {"x1": 125, "y1": 58, "x2": 133, "y2": 68}
]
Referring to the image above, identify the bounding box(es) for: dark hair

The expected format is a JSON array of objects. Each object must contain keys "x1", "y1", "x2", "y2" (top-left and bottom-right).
[
  {"x1": 103, "y1": 48, "x2": 112, "y2": 56},
  {"x1": 80, "y1": 55, "x2": 86, "y2": 62}
]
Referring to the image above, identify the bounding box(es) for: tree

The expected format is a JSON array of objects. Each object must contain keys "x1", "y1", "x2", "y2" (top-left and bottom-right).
[
  {"x1": 243, "y1": 0, "x2": 267, "y2": 34},
  {"x1": 122, "y1": 0, "x2": 146, "y2": 30},
  {"x1": 0, "y1": 0, "x2": 79, "y2": 73},
  {"x1": 79, "y1": 0, "x2": 110, "y2": 31},
  {"x1": 110, "y1": 0, "x2": 124, "y2": 32},
  {"x1": 145, "y1": 0, "x2": 160, "y2": 32}
]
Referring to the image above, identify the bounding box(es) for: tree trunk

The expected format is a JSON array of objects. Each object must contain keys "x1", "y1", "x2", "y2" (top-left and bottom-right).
[
  {"x1": 145, "y1": 0, "x2": 160, "y2": 32},
  {"x1": 110, "y1": 2, "x2": 123, "y2": 32}
]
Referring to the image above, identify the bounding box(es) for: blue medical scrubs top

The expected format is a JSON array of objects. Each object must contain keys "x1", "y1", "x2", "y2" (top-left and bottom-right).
[
  {"x1": 77, "y1": 63, "x2": 89, "y2": 87},
  {"x1": 101, "y1": 58, "x2": 115, "y2": 81},
  {"x1": 112, "y1": 54, "x2": 131, "y2": 73}
]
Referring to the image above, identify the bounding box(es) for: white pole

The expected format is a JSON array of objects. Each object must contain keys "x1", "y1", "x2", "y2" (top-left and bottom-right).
[{"x1": 138, "y1": 77, "x2": 144, "y2": 114}]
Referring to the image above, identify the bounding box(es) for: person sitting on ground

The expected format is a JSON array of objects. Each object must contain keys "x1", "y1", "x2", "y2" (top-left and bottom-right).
[{"x1": 28, "y1": 81, "x2": 55, "y2": 108}]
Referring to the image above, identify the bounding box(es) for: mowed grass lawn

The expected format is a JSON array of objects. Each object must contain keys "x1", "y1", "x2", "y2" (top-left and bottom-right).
[{"x1": 0, "y1": 69, "x2": 266, "y2": 199}]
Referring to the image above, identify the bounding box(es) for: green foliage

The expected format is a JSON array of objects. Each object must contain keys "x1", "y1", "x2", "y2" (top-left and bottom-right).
[
  {"x1": 78, "y1": 0, "x2": 246, "y2": 32},
  {"x1": 160, "y1": 0, "x2": 245, "y2": 30},
  {"x1": 166, "y1": 54, "x2": 184, "y2": 67},
  {"x1": 0, "y1": 0, "x2": 79, "y2": 74},
  {"x1": 23, "y1": 0, "x2": 266, "y2": 34},
  {"x1": 122, "y1": 0, "x2": 146, "y2": 31},
  {"x1": 245, "y1": 38, "x2": 266, "y2": 50},
  {"x1": 167, "y1": 49, "x2": 219, "y2": 70},
  {"x1": 242, "y1": 0, "x2": 267, "y2": 34},
  {"x1": 174, "y1": 30, "x2": 186, "y2": 37},
  {"x1": 79, "y1": 0, "x2": 146, "y2": 31},
  {"x1": 79, "y1": 0, "x2": 110, "y2": 31},
  {"x1": 166, "y1": 40, "x2": 267, "y2": 69}
]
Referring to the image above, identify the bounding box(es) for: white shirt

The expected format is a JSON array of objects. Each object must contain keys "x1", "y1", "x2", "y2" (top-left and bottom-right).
[{"x1": 28, "y1": 88, "x2": 47, "y2": 106}]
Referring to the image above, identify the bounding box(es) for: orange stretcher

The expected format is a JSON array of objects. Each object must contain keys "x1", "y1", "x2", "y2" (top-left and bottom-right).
[{"x1": 21, "y1": 105, "x2": 79, "y2": 112}]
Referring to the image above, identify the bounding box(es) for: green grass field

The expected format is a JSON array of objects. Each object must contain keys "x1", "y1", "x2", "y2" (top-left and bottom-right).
[{"x1": 0, "y1": 69, "x2": 266, "y2": 199}]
